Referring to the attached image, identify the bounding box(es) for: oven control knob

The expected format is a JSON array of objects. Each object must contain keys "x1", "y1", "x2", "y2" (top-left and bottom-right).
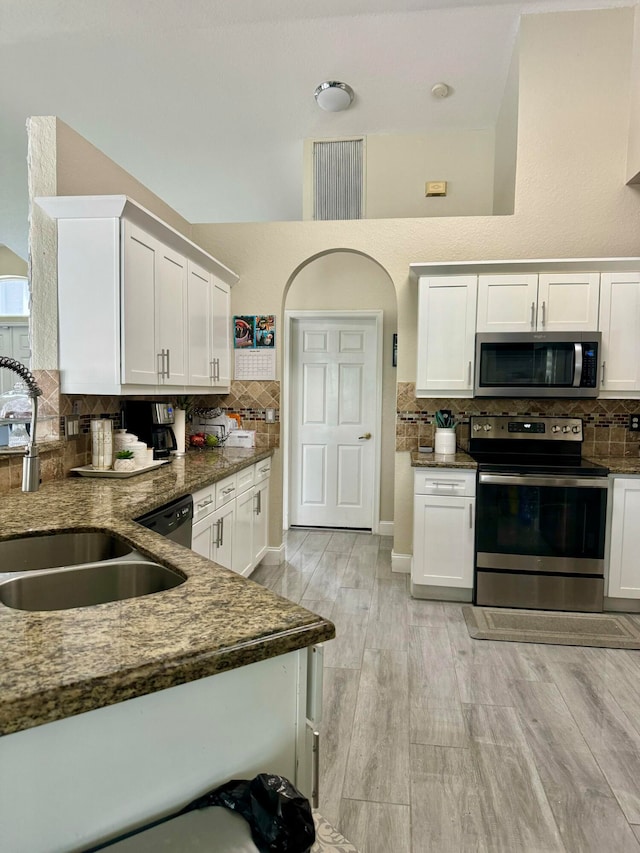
[
  {"x1": 551, "y1": 425, "x2": 561, "y2": 433},
  {"x1": 571, "y1": 425, "x2": 580, "y2": 434},
  {"x1": 473, "y1": 424, "x2": 482, "y2": 432},
  {"x1": 561, "y1": 425, "x2": 570, "y2": 433},
  {"x1": 483, "y1": 424, "x2": 492, "y2": 431}
]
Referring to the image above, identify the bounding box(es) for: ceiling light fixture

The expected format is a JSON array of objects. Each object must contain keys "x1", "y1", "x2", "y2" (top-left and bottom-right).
[
  {"x1": 314, "y1": 81, "x2": 354, "y2": 112},
  {"x1": 431, "y1": 82, "x2": 450, "y2": 99}
]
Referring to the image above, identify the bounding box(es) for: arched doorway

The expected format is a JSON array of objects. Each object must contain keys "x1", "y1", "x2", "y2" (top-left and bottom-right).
[{"x1": 283, "y1": 251, "x2": 397, "y2": 534}]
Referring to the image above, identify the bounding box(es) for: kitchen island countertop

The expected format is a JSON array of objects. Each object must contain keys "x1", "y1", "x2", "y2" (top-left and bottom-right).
[{"x1": 0, "y1": 448, "x2": 335, "y2": 736}]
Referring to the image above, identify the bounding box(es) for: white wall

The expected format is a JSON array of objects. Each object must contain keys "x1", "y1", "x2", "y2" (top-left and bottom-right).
[
  {"x1": 0, "y1": 246, "x2": 28, "y2": 276},
  {"x1": 365, "y1": 130, "x2": 495, "y2": 218},
  {"x1": 493, "y1": 39, "x2": 519, "y2": 214},
  {"x1": 627, "y1": 5, "x2": 640, "y2": 183}
]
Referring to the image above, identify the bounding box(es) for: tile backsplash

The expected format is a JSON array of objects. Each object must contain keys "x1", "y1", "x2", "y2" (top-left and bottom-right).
[{"x1": 396, "y1": 382, "x2": 640, "y2": 457}]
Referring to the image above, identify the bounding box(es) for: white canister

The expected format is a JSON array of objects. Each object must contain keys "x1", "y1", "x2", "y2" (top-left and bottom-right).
[
  {"x1": 130, "y1": 441, "x2": 149, "y2": 467},
  {"x1": 113, "y1": 429, "x2": 128, "y2": 452},
  {"x1": 434, "y1": 428, "x2": 456, "y2": 456}
]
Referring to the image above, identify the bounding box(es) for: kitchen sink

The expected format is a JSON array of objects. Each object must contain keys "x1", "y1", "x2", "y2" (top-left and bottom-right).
[
  {"x1": 0, "y1": 531, "x2": 134, "y2": 572},
  {"x1": 0, "y1": 560, "x2": 185, "y2": 611}
]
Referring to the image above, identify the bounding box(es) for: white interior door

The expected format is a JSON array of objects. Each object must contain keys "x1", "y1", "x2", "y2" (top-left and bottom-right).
[{"x1": 289, "y1": 315, "x2": 379, "y2": 529}]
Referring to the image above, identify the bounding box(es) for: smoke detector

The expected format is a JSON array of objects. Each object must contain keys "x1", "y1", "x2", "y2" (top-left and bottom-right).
[{"x1": 431, "y1": 82, "x2": 450, "y2": 99}]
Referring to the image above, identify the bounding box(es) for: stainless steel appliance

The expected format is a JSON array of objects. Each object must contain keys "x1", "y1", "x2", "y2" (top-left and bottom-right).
[
  {"x1": 469, "y1": 416, "x2": 609, "y2": 612},
  {"x1": 135, "y1": 494, "x2": 193, "y2": 548},
  {"x1": 475, "y1": 332, "x2": 601, "y2": 398},
  {"x1": 123, "y1": 401, "x2": 177, "y2": 459}
]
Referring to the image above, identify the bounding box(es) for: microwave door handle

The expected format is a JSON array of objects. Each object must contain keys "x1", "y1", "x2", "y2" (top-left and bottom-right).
[{"x1": 573, "y1": 343, "x2": 583, "y2": 387}]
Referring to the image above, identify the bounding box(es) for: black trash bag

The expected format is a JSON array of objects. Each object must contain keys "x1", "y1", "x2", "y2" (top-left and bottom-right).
[{"x1": 179, "y1": 773, "x2": 315, "y2": 853}]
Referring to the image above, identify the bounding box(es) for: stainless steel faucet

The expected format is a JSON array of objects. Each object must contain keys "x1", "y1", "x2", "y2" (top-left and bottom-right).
[{"x1": 0, "y1": 357, "x2": 42, "y2": 491}]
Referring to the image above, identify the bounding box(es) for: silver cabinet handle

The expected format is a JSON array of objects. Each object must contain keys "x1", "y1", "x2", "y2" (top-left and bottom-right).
[
  {"x1": 222, "y1": 486, "x2": 235, "y2": 496},
  {"x1": 197, "y1": 498, "x2": 213, "y2": 509},
  {"x1": 541, "y1": 300, "x2": 546, "y2": 327},
  {"x1": 469, "y1": 503, "x2": 473, "y2": 529},
  {"x1": 165, "y1": 348, "x2": 171, "y2": 379},
  {"x1": 210, "y1": 360, "x2": 215, "y2": 383},
  {"x1": 530, "y1": 301, "x2": 535, "y2": 328},
  {"x1": 215, "y1": 358, "x2": 220, "y2": 382},
  {"x1": 219, "y1": 517, "x2": 224, "y2": 548},
  {"x1": 311, "y1": 729, "x2": 320, "y2": 809},
  {"x1": 157, "y1": 349, "x2": 167, "y2": 379},
  {"x1": 254, "y1": 490, "x2": 261, "y2": 515},
  {"x1": 601, "y1": 360, "x2": 606, "y2": 386},
  {"x1": 468, "y1": 361, "x2": 472, "y2": 387}
]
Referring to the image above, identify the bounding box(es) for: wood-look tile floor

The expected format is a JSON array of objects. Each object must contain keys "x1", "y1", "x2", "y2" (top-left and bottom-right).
[{"x1": 251, "y1": 529, "x2": 640, "y2": 853}]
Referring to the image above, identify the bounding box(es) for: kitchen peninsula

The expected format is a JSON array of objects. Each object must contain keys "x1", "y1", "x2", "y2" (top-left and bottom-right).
[{"x1": 0, "y1": 448, "x2": 334, "y2": 852}]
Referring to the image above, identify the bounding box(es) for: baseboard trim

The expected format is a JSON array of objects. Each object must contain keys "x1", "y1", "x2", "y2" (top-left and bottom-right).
[
  {"x1": 604, "y1": 596, "x2": 640, "y2": 613},
  {"x1": 261, "y1": 545, "x2": 285, "y2": 566},
  {"x1": 411, "y1": 582, "x2": 473, "y2": 602},
  {"x1": 391, "y1": 552, "x2": 411, "y2": 574},
  {"x1": 376, "y1": 520, "x2": 394, "y2": 537}
]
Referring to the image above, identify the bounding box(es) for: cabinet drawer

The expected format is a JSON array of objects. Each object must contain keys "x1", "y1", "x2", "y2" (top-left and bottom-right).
[
  {"x1": 215, "y1": 474, "x2": 237, "y2": 508},
  {"x1": 254, "y1": 457, "x2": 271, "y2": 484},
  {"x1": 414, "y1": 469, "x2": 476, "y2": 497},
  {"x1": 192, "y1": 484, "x2": 216, "y2": 522},
  {"x1": 236, "y1": 464, "x2": 255, "y2": 494}
]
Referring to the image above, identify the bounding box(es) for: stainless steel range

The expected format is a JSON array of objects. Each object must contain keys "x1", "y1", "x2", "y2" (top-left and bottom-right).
[{"x1": 469, "y1": 416, "x2": 609, "y2": 612}]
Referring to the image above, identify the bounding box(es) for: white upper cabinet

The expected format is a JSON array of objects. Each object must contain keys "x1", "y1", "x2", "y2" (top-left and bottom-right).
[
  {"x1": 599, "y1": 272, "x2": 640, "y2": 393},
  {"x1": 36, "y1": 195, "x2": 238, "y2": 395},
  {"x1": 122, "y1": 221, "x2": 188, "y2": 387},
  {"x1": 476, "y1": 274, "x2": 538, "y2": 332},
  {"x1": 416, "y1": 275, "x2": 477, "y2": 397},
  {"x1": 477, "y1": 272, "x2": 600, "y2": 332}
]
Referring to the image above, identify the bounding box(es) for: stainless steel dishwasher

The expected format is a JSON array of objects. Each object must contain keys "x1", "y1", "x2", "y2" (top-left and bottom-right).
[{"x1": 135, "y1": 494, "x2": 193, "y2": 548}]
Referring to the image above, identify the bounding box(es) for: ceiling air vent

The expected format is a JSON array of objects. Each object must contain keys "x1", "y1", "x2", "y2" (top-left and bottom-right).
[{"x1": 313, "y1": 138, "x2": 363, "y2": 221}]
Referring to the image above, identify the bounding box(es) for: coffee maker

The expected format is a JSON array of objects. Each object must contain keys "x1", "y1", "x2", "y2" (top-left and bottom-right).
[{"x1": 122, "y1": 401, "x2": 177, "y2": 460}]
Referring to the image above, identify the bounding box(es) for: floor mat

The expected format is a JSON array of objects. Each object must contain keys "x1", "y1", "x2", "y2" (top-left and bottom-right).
[
  {"x1": 312, "y1": 812, "x2": 359, "y2": 852},
  {"x1": 463, "y1": 605, "x2": 640, "y2": 649}
]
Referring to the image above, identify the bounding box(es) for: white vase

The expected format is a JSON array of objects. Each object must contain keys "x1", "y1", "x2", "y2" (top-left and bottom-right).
[
  {"x1": 173, "y1": 408, "x2": 186, "y2": 456},
  {"x1": 434, "y1": 428, "x2": 456, "y2": 456}
]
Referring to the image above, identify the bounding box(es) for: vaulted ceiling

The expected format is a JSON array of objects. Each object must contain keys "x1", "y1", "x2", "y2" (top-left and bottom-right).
[{"x1": 0, "y1": 0, "x2": 632, "y2": 256}]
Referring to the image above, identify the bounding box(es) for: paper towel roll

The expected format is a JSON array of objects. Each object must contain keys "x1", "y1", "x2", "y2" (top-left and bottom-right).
[{"x1": 174, "y1": 408, "x2": 186, "y2": 455}]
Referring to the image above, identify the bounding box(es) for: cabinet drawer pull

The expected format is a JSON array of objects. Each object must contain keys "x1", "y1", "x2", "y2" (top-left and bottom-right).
[
  {"x1": 431, "y1": 481, "x2": 462, "y2": 488},
  {"x1": 197, "y1": 498, "x2": 213, "y2": 509},
  {"x1": 221, "y1": 486, "x2": 235, "y2": 496}
]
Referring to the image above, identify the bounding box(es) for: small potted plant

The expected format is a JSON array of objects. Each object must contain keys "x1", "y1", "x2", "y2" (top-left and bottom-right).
[{"x1": 113, "y1": 449, "x2": 136, "y2": 472}]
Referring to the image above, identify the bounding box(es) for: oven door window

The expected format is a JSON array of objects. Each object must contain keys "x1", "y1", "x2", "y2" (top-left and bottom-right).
[
  {"x1": 479, "y1": 341, "x2": 576, "y2": 388},
  {"x1": 476, "y1": 482, "x2": 606, "y2": 561}
]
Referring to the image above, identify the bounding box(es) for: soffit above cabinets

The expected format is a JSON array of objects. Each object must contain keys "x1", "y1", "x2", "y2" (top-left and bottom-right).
[
  {"x1": 35, "y1": 195, "x2": 239, "y2": 286},
  {"x1": 410, "y1": 258, "x2": 640, "y2": 279}
]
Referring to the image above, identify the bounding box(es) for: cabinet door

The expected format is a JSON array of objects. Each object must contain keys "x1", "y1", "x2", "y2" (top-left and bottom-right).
[
  {"x1": 211, "y1": 501, "x2": 235, "y2": 570},
  {"x1": 191, "y1": 515, "x2": 214, "y2": 560},
  {"x1": 187, "y1": 261, "x2": 213, "y2": 387},
  {"x1": 607, "y1": 478, "x2": 640, "y2": 599},
  {"x1": 413, "y1": 494, "x2": 474, "y2": 588},
  {"x1": 253, "y1": 479, "x2": 269, "y2": 567},
  {"x1": 599, "y1": 273, "x2": 640, "y2": 393},
  {"x1": 233, "y1": 486, "x2": 255, "y2": 576},
  {"x1": 121, "y1": 221, "x2": 158, "y2": 385},
  {"x1": 537, "y1": 273, "x2": 600, "y2": 331},
  {"x1": 416, "y1": 276, "x2": 477, "y2": 397},
  {"x1": 156, "y1": 247, "x2": 188, "y2": 385},
  {"x1": 476, "y1": 274, "x2": 538, "y2": 332},
  {"x1": 211, "y1": 277, "x2": 231, "y2": 388}
]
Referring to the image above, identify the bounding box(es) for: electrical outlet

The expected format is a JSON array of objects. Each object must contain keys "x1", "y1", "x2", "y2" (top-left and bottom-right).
[{"x1": 629, "y1": 414, "x2": 640, "y2": 432}]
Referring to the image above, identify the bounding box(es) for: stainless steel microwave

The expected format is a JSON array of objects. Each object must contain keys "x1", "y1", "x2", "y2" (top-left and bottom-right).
[{"x1": 475, "y1": 331, "x2": 601, "y2": 398}]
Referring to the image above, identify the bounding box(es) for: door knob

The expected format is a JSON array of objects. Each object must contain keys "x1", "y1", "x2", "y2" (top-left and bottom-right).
[{"x1": 358, "y1": 432, "x2": 372, "y2": 440}]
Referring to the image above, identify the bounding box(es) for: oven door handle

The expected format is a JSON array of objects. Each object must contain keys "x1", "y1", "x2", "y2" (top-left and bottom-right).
[{"x1": 478, "y1": 473, "x2": 608, "y2": 489}]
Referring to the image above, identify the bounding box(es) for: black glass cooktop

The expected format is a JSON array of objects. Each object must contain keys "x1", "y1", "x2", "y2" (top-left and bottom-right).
[{"x1": 470, "y1": 453, "x2": 609, "y2": 477}]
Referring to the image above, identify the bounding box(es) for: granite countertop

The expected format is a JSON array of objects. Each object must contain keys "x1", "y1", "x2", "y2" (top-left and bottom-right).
[
  {"x1": 0, "y1": 448, "x2": 335, "y2": 737},
  {"x1": 585, "y1": 455, "x2": 640, "y2": 475},
  {"x1": 410, "y1": 449, "x2": 477, "y2": 469}
]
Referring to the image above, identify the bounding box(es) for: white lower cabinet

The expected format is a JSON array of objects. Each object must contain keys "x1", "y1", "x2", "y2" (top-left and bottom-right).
[
  {"x1": 607, "y1": 476, "x2": 640, "y2": 600},
  {"x1": 192, "y1": 457, "x2": 271, "y2": 576},
  {"x1": 412, "y1": 468, "x2": 476, "y2": 599},
  {"x1": 0, "y1": 647, "x2": 322, "y2": 853}
]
